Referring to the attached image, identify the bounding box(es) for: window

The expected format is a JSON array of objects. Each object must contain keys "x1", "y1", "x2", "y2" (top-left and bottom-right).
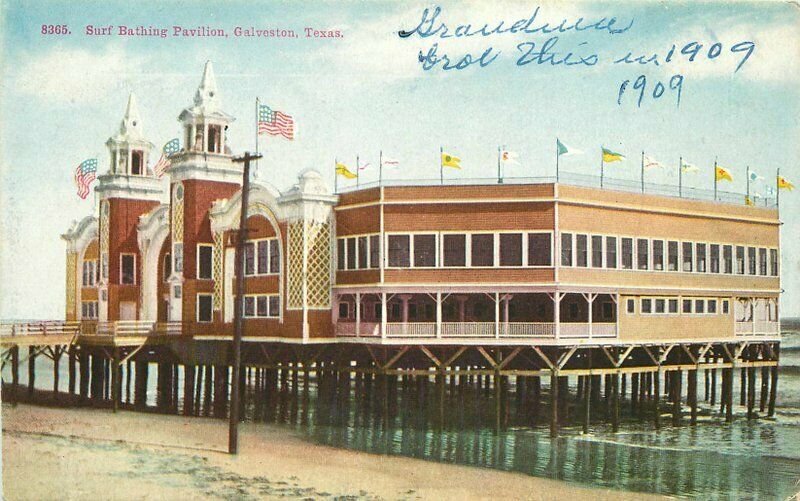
[
  {"x1": 769, "y1": 249, "x2": 778, "y2": 276},
  {"x1": 736, "y1": 246, "x2": 745, "y2": 274},
  {"x1": 81, "y1": 301, "x2": 98, "y2": 319},
  {"x1": 163, "y1": 253, "x2": 172, "y2": 282},
  {"x1": 121, "y1": 254, "x2": 136, "y2": 285},
  {"x1": 758, "y1": 248, "x2": 767, "y2": 276},
  {"x1": 269, "y1": 239, "x2": 280, "y2": 274},
  {"x1": 255, "y1": 296, "x2": 268, "y2": 317},
  {"x1": 528, "y1": 233, "x2": 551, "y2": 266},
  {"x1": 695, "y1": 299, "x2": 705, "y2": 314},
  {"x1": 710, "y1": 244, "x2": 720, "y2": 273},
  {"x1": 388, "y1": 235, "x2": 410, "y2": 267},
  {"x1": 696, "y1": 243, "x2": 707, "y2": 272},
  {"x1": 269, "y1": 296, "x2": 280, "y2": 317},
  {"x1": 197, "y1": 244, "x2": 213, "y2": 280},
  {"x1": 621, "y1": 238, "x2": 633, "y2": 270},
  {"x1": 708, "y1": 299, "x2": 717, "y2": 314},
  {"x1": 560, "y1": 233, "x2": 573, "y2": 266},
  {"x1": 244, "y1": 296, "x2": 255, "y2": 317},
  {"x1": 668, "y1": 241, "x2": 679, "y2": 271},
  {"x1": 747, "y1": 247, "x2": 756, "y2": 275},
  {"x1": 499, "y1": 233, "x2": 522, "y2": 266},
  {"x1": 682, "y1": 299, "x2": 692, "y2": 313},
  {"x1": 576, "y1": 234, "x2": 588, "y2": 267},
  {"x1": 668, "y1": 299, "x2": 678, "y2": 313},
  {"x1": 197, "y1": 294, "x2": 213, "y2": 322},
  {"x1": 637, "y1": 239, "x2": 649, "y2": 270},
  {"x1": 131, "y1": 150, "x2": 143, "y2": 175},
  {"x1": 591, "y1": 235, "x2": 603, "y2": 267},
  {"x1": 443, "y1": 234, "x2": 466, "y2": 267},
  {"x1": 413, "y1": 234, "x2": 436, "y2": 267},
  {"x1": 337, "y1": 239, "x2": 346, "y2": 270},
  {"x1": 626, "y1": 298, "x2": 635, "y2": 313},
  {"x1": 82, "y1": 260, "x2": 97, "y2": 287},
  {"x1": 347, "y1": 238, "x2": 357, "y2": 270},
  {"x1": 655, "y1": 298, "x2": 666, "y2": 313},
  {"x1": 682, "y1": 242, "x2": 693, "y2": 272},
  {"x1": 606, "y1": 237, "x2": 617, "y2": 269},
  {"x1": 207, "y1": 124, "x2": 221, "y2": 153},
  {"x1": 472, "y1": 234, "x2": 494, "y2": 267},
  {"x1": 723, "y1": 245, "x2": 733, "y2": 274},
  {"x1": 652, "y1": 240, "x2": 664, "y2": 271},
  {"x1": 338, "y1": 302, "x2": 349, "y2": 319},
  {"x1": 257, "y1": 240, "x2": 269, "y2": 274},
  {"x1": 358, "y1": 237, "x2": 368, "y2": 269},
  {"x1": 244, "y1": 242, "x2": 255, "y2": 275},
  {"x1": 641, "y1": 298, "x2": 652, "y2": 314},
  {"x1": 722, "y1": 300, "x2": 730, "y2": 314},
  {"x1": 369, "y1": 235, "x2": 380, "y2": 268}
]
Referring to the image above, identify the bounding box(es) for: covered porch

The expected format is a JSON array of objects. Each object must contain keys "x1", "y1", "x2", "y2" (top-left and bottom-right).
[{"x1": 333, "y1": 291, "x2": 618, "y2": 340}]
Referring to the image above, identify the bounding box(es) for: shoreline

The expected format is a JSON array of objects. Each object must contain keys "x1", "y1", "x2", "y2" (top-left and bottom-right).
[{"x1": 2, "y1": 403, "x2": 662, "y2": 500}]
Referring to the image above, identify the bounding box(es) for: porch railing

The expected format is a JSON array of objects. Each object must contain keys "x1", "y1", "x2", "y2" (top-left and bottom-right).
[
  {"x1": 335, "y1": 321, "x2": 616, "y2": 339},
  {"x1": 441, "y1": 322, "x2": 495, "y2": 337},
  {"x1": 735, "y1": 321, "x2": 780, "y2": 336},
  {"x1": 0, "y1": 321, "x2": 81, "y2": 337}
]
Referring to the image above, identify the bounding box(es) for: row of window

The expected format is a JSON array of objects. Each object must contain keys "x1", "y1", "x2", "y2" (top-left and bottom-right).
[
  {"x1": 337, "y1": 235, "x2": 381, "y2": 270},
  {"x1": 561, "y1": 233, "x2": 778, "y2": 277},
  {"x1": 244, "y1": 238, "x2": 280, "y2": 276},
  {"x1": 195, "y1": 293, "x2": 282, "y2": 322},
  {"x1": 383, "y1": 232, "x2": 553, "y2": 269},
  {"x1": 627, "y1": 297, "x2": 729, "y2": 315},
  {"x1": 81, "y1": 301, "x2": 98, "y2": 319}
]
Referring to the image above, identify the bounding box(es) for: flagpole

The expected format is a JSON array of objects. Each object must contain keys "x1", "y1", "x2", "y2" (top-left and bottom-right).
[
  {"x1": 334, "y1": 157, "x2": 338, "y2": 194},
  {"x1": 777, "y1": 167, "x2": 781, "y2": 209},
  {"x1": 714, "y1": 157, "x2": 718, "y2": 201},
  {"x1": 440, "y1": 146, "x2": 443, "y2": 185},
  {"x1": 641, "y1": 151, "x2": 645, "y2": 193},
  {"x1": 678, "y1": 156, "x2": 683, "y2": 198},
  {"x1": 555, "y1": 139, "x2": 559, "y2": 183},
  {"x1": 379, "y1": 150, "x2": 383, "y2": 186},
  {"x1": 497, "y1": 146, "x2": 502, "y2": 184},
  {"x1": 356, "y1": 155, "x2": 360, "y2": 188},
  {"x1": 746, "y1": 165, "x2": 750, "y2": 200},
  {"x1": 600, "y1": 147, "x2": 604, "y2": 189},
  {"x1": 255, "y1": 98, "x2": 260, "y2": 175}
]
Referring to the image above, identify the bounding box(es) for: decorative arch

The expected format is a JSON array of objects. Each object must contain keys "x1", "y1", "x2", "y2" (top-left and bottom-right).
[
  {"x1": 62, "y1": 215, "x2": 98, "y2": 320},
  {"x1": 137, "y1": 204, "x2": 170, "y2": 320}
]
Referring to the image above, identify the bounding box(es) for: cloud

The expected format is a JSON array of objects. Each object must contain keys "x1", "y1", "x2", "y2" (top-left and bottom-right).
[{"x1": 12, "y1": 45, "x2": 148, "y2": 104}]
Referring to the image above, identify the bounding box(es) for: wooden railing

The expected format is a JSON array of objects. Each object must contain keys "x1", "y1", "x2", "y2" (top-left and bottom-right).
[
  {"x1": 335, "y1": 321, "x2": 612, "y2": 339},
  {"x1": 735, "y1": 321, "x2": 780, "y2": 336},
  {"x1": 0, "y1": 321, "x2": 80, "y2": 337}
]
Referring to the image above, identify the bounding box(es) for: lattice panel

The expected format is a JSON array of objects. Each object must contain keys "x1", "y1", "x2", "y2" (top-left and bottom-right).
[
  {"x1": 172, "y1": 183, "x2": 184, "y2": 243},
  {"x1": 66, "y1": 251, "x2": 76, "y2": 319},
  {"x1": 100, "y1": 200, "x2": 109, "y2": 280},
  {"x1": 306, "y1": 221, "x2": 332, "y2": 309},
  {"x1": 212, "y1": 231, "x2": 223, "y2": 311},
  {"x1": 286, "y1": 222, "x2": 304, "y2": 309}
]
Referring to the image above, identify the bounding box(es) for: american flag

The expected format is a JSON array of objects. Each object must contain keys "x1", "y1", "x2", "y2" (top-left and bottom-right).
[
  {"x1": 74, "y1": 158, "x2": 97, "y2": 199},
  {"x1": 258, "y1": 104, "x2": 294, "y2": 140},
  {"x1": 153, "y1": 138, "x2": 180, "y2": 178}
]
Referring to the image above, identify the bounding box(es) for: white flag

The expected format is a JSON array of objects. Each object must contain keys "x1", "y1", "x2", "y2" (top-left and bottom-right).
[
  {"x1": 643, "y1": 155, "x2": 665, "y2": 169},
  {"x1": 501, "y1": 150, "x2": 520, "y2": 165},
  {"x1": 382, "y1": 156, "x2": 399, "y2": 167},
  {"x1": 681, "y1": 160, "x2": 700, "y2": 173}
]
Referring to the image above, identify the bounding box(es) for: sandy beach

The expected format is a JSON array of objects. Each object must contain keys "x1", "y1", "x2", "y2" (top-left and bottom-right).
[{"x1": 1, "y1": 403, "x2": 662, "y2": 500}]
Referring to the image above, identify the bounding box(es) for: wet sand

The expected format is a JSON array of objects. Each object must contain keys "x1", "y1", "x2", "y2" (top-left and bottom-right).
[{"x1": 1, "y1": 403, "x2": 663, "y2": 500}]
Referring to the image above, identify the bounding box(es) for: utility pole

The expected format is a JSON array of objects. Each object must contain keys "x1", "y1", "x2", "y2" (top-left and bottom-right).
[{"x1": 229, "y1": 151, "x2": 262, "y2": 455}]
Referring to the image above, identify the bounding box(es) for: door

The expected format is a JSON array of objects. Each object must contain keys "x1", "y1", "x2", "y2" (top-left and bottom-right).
[{"x1": 120, "y1": 301, "x2": 137, "y2": 320}]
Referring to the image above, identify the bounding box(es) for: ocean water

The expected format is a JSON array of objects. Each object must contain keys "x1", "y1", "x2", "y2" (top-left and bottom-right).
[{"x1": 3, "y1": 332, "x2": 799, "y2": 499}]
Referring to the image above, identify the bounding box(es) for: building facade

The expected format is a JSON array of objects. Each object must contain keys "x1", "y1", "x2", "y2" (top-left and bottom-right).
[{"x1": 62, "y1": 63, "x2": 781, "y2": 349}]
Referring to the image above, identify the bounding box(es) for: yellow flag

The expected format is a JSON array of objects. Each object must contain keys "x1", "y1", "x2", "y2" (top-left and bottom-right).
[
  {"x1": 778, "y1": 175, "x2": 795, "y2": 191},
  {"x1": 715, "y1": 165, "x2": 733, "y2": 182},
  {"x1": 745, "y1": 196, "x2": 754, "y2": 206},
  {"x1": 335, "y1": 162, "x2": 357, "y2": 179},
  {"x1": 441, "y1": 152, "x2": 461, "y2": 169},
  {"x1": 601, "y1": 147, "x2": 624, "y2": 163}
]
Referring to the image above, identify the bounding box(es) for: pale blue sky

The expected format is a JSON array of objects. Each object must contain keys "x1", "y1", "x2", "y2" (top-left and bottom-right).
[{"x1": 1, "y1": 0, "x2": 798, "y2": 319}]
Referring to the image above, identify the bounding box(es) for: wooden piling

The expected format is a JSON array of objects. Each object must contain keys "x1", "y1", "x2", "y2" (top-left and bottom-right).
[
  {"x1": 725, "y1": 368, "x2": 733, "y2": 423},
  {"x1": 549, "y1": 369, "x2": 558, "y2": 438},
  {"x1": 203, "y1": 365, "x2": 213, "y2": 417},
  {"x1": 583, "y1": 372, "x2": 591, "y2": 434},
  {"x1": 672, "y1": 370, "x2": 682, "y2": 426},
  {"x1": 654, "y1": 369, "x2": 661, "y2": 429},
  {"x1": 52, "y1": 347, "x2": 62, "y2": 399},
  {"x1": 611, "y1": 372, "x2": 620, "y2": 433},
  {"x1": 710, "y1": 367, "x2": 717, "y2": 406},
  {"x1": 688, "y1": 369, "x2": 698, "y2": 426},
  {"x1": 134, "y1": 361, "x2": 148, "y2": 409},
  {"x1": 768, "y1": 364, "x2": 778, "y2": 417},
  {"x1": 111, "y1": 348, "x2": 121, "y2": 412},
  {"x1": 27, "y1": 346, "x2": 36, "y2": 396},
  {"x1": 126, "y1": 359, "x2": 132, "y2": 404},
  {"x1": 740, "y1": 367, "x2": 747, "y2": 406},
  {"x1": 79, "y1": 351, "x2": 90, "y2": 403},
  {"x1": 631, "y1": 373, "x2": 639, "y2": 416},
  {"x1": 183, "y1": 365, "x2": 196, "y2": 416},
  {"x1": 747, "y1": 366, "x2": 756, "y2": 420},
  {"x1": 11, "y1": 345, "x2": 19, "y2": 405},
  {"x1": 68, "y1": 347, "x2": 77, "y2": 397},
  {"x1": 759, "y1": 366, "x2": 769, "y2": 412}
]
